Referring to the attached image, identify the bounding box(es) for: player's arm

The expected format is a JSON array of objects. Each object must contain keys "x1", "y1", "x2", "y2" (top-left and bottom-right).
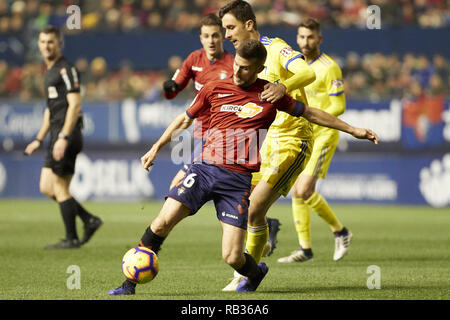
[
  {"x1": 141, "y1": 112, "x2": 193, "y2": 171},
  {"x1": 276, "y1": 95, "x2": 378, "y2": 144},
  {"x1": 262, "y1": 44, "x2": 316, "y2": 103},
  {"x1": 143, "y1": 83, "x2": 211, "y2": 170},
  {"x1": 302, "y1": 106, "x2": 378, "y2": 144},
  {"x1": 52, "y1": 92, "x2": 81, "y2": 161},
  {"x1": 24, "y1": 107, "x2": 50, "y2": 155},
  {"x1": 325, "y1": 64, "x2": 346, "y2": 117}
]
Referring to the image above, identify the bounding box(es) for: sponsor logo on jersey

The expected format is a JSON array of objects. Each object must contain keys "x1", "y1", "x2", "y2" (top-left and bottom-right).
[
  {"x1": 218, "y1": 93, "x2": 234, "y2": 98},
  {"x1": 48, "y1": 86, "x2": 58, "y2": 99},
  {"x1": 220, "y1": 102, "x2": 263, "y2": 119},
  {"x1": 192, "y1": 66, "x2": 203, "y2": 72}
]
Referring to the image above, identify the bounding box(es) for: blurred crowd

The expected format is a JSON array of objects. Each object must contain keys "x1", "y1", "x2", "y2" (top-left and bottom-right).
[
  {"x1": 1, "y1": 52, "x2": 448, "y2": 102},
  {"x1": 0, "y1": 0, "x2": 449, "y2": 35},
  {"x1": 0, "y1": 0, "x2": 449, "y2": 102}
]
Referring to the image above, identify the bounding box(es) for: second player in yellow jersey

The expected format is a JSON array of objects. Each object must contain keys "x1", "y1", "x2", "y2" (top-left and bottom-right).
[{"x1": 277, "y1": 18, "x2": 353, "y2": 264}]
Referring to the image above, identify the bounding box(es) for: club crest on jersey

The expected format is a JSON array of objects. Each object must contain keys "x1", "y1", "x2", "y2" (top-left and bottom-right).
[
  {"x1": 332, "y1": 79, "x2": 344, "y2": 89},
  {"x1": 219, "y1": 71, "x2": 228, "y2": 79},
  {"x1": 177, "y1": 186, "x2": 186, "y2": 195},
  {"x1": 221, "y1": 103, "x2": 263, "y2": 119},
  {"x1": 280, "y1": 47, "x2": 294, "y2": 57}
]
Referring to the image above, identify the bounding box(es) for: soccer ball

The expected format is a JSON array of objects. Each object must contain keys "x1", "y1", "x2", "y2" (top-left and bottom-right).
[{"x1": 122, "y1": 247, "x2": 159, "y2": 284}]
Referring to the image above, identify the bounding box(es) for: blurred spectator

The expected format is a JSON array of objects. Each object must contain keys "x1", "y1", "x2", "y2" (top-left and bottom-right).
[
  {"x1": 0, "y1": 0, "x2": 449, "y2": 32},
  {"x1": 0, "y1": 0, "x2": 449, "y2": 102}
]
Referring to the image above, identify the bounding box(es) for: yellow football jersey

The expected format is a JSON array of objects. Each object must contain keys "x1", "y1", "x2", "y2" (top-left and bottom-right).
[
  {"x1": 258, "y1": 35, "x2": 313, "y2": 140},
  {"x1": 301, "y1": 52, "x2": 346, "y2": 138}
]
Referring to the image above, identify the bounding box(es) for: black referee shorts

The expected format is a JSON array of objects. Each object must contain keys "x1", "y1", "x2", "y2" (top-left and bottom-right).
[{"x1": 44, "y1": 125, "x2": 83, "y2": 177}]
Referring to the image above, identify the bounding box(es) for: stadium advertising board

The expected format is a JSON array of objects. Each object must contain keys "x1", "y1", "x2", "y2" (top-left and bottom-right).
[
  {"x1": 1, "y1": 98, "x2": 449, "y2": 151},
  {"x1": 0, "y1": 151, "x2": 449, "y2": 207}
]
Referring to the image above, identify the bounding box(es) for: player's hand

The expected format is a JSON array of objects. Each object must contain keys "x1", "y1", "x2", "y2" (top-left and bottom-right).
[
  {"x1": 261, "y1": 83, "x2": 287, "y2": 103},
  {"x1": 351, "y1": 128, "x2": 379, "y2": 144},
  {"x1": 24, "y1": 140, "x2": 41, "y2": 156},
  {"x1": 52, "y1": 138, "x2": 68, "y2": 161},
  {"x1": 141, "y1": 145, "x2": 159, "y2": 171},
  {"x1": 163, "y1": 80, "x2": 178, "y2": 94}
]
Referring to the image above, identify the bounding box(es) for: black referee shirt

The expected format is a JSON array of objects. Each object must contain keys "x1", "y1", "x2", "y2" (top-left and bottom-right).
[{"x1": 44, "y1": 56, "x2": 81, "y2": 131}]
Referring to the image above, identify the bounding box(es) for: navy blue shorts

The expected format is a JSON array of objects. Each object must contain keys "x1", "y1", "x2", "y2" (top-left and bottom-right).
[{"x1": 167, "y1": 163, "x2": 252, "y2": 229}]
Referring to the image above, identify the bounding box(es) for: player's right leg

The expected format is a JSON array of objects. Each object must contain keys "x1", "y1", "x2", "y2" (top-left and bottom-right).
[
  {"x1": 222, "y1": 137, "x2": 311, "y2": 291},
  {"x1": 39, "y1": 167, "x2": 56, "y2": 198},
  {"x1": 108, "y1": 197, "x2": 192, "y2": 295},
  {"x1": 284, "y1": 135, "x2": 351, "y2": 262},
  {"x1": 221, "y1": 222, "x2": 268, "y2": 292}
]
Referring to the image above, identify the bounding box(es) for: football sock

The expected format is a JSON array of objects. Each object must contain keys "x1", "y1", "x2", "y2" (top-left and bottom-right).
[
  {"x1": 334, "y1": 226, "x2": 349, "y2": 237},
  {"x1": 58, "y1": 198, "x2": 79, "y2": 240},
  {"x1": 305, "y1": 192, "x2": 343, "y2": 232},
  {"x1": 292, "y1": 197, "x2": 312, "y2": 249},
  {"x1": 72, "y1": 198, "x2": 95, "y2": 224},
  {"x1": 302, "y1": 248, "x2": 313, "y2": 258},
  {"x1": 245, "y1": 223, "x2": 268, "y2": 264},
  {"x1": 236, "y1": 253, "x2": 262, "y2": 279},
  {"x1": 139, "y1": 226, "x2": 166, "y2": 254}
]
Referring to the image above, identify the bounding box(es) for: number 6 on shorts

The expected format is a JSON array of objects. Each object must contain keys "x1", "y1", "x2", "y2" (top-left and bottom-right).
[{"x1": 183, "y1": 173, "x2": 197, "y2": 188}]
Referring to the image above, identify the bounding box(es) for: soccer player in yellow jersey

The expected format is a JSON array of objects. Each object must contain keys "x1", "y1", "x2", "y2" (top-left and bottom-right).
[
  {"x1": 277, "y1": 18, "x2": 352, "y2": 264},
  {"x1": 219, "y1": 1, "x2": 378, "y2": 291}
]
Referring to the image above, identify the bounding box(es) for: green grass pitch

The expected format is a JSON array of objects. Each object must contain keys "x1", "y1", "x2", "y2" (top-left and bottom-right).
[{"x1": 0, "y1": 199, "x2": 449, "y2": 300}]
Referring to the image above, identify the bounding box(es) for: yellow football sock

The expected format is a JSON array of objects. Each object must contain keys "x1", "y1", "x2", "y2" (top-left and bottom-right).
[
  {"x1": 305, "y1": 192, "x2": 343, "y2": 232},
  {"x1": 292, "y1": 197, "x2": 312, "y2": 249},
  {"x1": 245, "y1": 224, "x2": 268, "y2": 264}
]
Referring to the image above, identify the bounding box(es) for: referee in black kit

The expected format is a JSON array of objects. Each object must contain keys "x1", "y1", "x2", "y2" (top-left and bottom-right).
[{"x1": 24, "y1": 26, "x2": 102, "y2": 249}]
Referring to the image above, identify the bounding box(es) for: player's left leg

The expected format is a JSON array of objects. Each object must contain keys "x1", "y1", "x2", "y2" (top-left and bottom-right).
[
  {"x1": 44, "y1": 173, "x2": 81, "y2": 249},
  {"x1": 283, "y1": 135, "x2": 351, "y2": 262},
  {"x1": 245, "y1": 180, "x2": 282, "y2": 264}
]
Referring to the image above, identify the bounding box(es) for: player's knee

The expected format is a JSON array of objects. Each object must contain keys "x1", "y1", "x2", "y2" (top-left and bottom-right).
[
  {"x1": 293, "y1": 185, "x2": 314, "y2": 200},
  {"x1": 222, "y1": 250, "x2": 242, "y2": 269},
  {"x1": 39, "y1": 183, "x2": 54, "y2": 198},
  {"x1": 248, "y1": 199, "x2": 267, "y2": 225}
]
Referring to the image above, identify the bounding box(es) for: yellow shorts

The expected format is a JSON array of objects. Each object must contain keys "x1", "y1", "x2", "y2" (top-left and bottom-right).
[
  {"x1": 303, "y1": 132, "x2": 339, "y2": 179},
  {"x1": 252, "y1": 135, "x2": 312, "y2": 197}
]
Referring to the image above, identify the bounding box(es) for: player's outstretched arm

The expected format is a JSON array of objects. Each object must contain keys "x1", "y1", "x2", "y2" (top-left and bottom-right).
[
  {"x1": 141, "y1": 112, "x2": 193, "y2": 171},
  {"x1": 302, "y1": 106, "x2": 379, "y2": 144},
  {"x1": 24, "y1": 107, "x2": 50, "y2": 155}
]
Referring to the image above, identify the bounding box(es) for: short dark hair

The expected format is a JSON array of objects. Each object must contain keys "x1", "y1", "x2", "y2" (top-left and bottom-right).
[
  {"x1": 236, "y1": 39, "x2": 267, "y2": 65},
  {"x1": 299, "y1": 18, "x2": 322, "y2": 35},
  {"x1": 40, "y1": 25, "x2": 62, "y2": 41},
  {"x1": 219, "y1": 0, "x2": 257, "y2": 30},
  {"x1": 200, "y1": 13, "x2": 224, "y2": 33}
]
